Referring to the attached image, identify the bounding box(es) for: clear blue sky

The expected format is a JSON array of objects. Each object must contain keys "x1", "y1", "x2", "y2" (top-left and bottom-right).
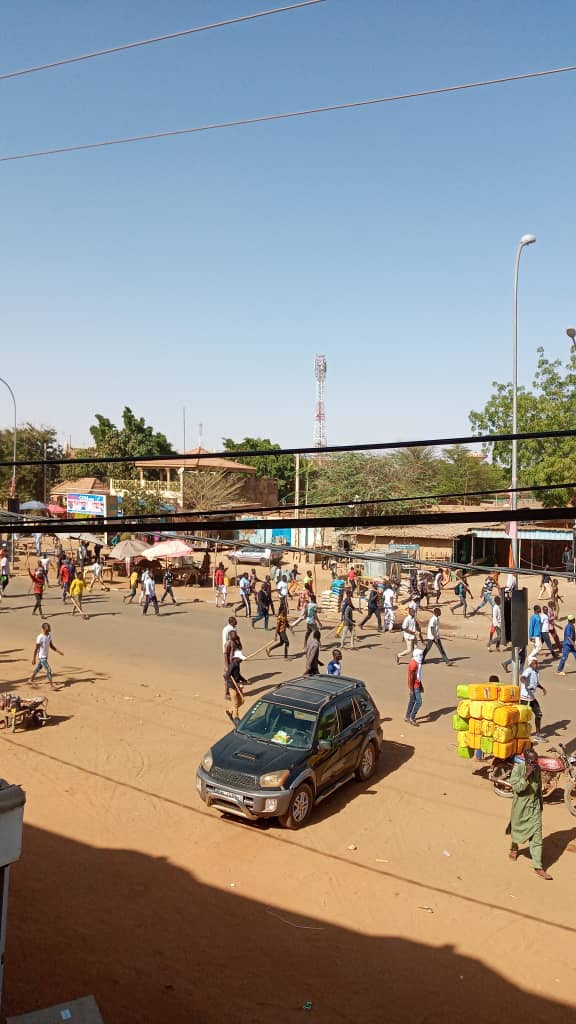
[{"x1": 1, "y1": 0, "x2": 575, "y2": 453}]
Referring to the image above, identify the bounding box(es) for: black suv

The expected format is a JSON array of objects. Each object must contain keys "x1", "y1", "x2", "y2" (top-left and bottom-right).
[{"x1": 196, "y1": 676, "x2": 382, "y2": 829}]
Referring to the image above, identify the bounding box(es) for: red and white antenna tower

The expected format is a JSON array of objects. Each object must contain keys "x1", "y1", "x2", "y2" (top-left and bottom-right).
[{"x1": 314, "y1": 354, "x2": 327, "y2": 450}]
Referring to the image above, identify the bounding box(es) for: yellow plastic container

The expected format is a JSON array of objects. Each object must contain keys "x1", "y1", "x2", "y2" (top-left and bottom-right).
[
  {"x1": 481, "y1": 719, "x2": 494, "y2": 737},
  {"x1": 513, "y1": 704, "x2": 532, "y2": 723},
  {"x1": 224, "y1": 576, "x2": 231, "y2": 587},
  {"x1": 516, "y1": 738, "x2": 531, "y2": 755},
  {"x1": 471, "y1": 733, "x2": 483, "y2": 749},
  {"x1": 470, "y1": 718, "x2": 483, "y2": 735},
  {"x1": 498, "y1": 684, "x2": 520, "y2": 703},
  {"x1": 468, "y1": 684, "x2": 499, "y2": 701},
  {"x1": 516, "y1": 722, "x2": 532, "y2": 739},
  {"x1": 493, "y1": 724, "x2": 517, "y2": 744},
  {"x1": 493, "y1": 706, "x2": 520, "y2": 727},
  {"x1": 457, "y1": 731, "x2": 470, "y2": 748},
  {"x1": 481, "y1": 700, "x2": 499, "y2": 720},
  {"x1": 493, "y1": 739, "x2": 516, "y2": 759},
  {"x1": 457, "y1": 700, "x2": 470, "y2": 719},
  {"x1": 469, "y1": 700, "x2": 484, "y2": 719},
  {"x1": 464, "y1": 731, "x2": 476, "y2": 748}
]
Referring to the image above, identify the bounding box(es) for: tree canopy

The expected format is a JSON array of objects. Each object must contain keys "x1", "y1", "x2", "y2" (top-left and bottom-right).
[
  {"x1": 0, "y1": 424, "x2": 63, "y2": 502},
  {"x1": 222, "y1": 437, "x2": 299, "y2": 503},
  {"x1": 65, "y1": 407, "x2": 175, "y2": 482},
  {"x1": 469, "y1": 346, "x2": 576, "y2": 506}
]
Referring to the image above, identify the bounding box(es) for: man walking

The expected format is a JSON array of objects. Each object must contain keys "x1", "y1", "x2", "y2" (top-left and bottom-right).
[
  {"x1": 508, "y1": 748, "x2": 552, "y2": 880},
  {"x1": 449, "y1": 575, "x2": 473, "y2": 617},
  {"x1": 487, "y1": 596, "x2": 502, "y2": 652},
  {"x1": 70, "y1": 572, "x2": 87, "y2": 618},
  {"x1": 396, "y1": 610, "x2": 421, "y2": 664},
  {"x1": 405, "y1": 648, "x2": 424, "y2": 727},
  {"x1": 124, "y1": 568, "x2": 139, "y2": 604},
  {"x1": 235, "y1": 573, "x2": 252, "y2": 617},
  {"x1": 304, "y1": 597, "x2": 322, "y2": 646},
  {"x1": 422, "y1": 607, "x2": 450, "y2": 664},
  {"x1": 557, "y1": 613, "x2": 576, "y2": 675},
  {"x1": 267, "y1": 600, "x2": 290, "y2": 658},
  {"x1": 383, "y1": 582, "x2": 396, "y2": 632},
  {"x1": 59, "y1": 558, "x2": 72, "y2": 603},
  {"x1": 160, "y1": 567, "x2": 177, "y2": 605},
  {"x1": 29, "y1": 621, "x2": 63, "y2": 690},
  {"x1": 252, "y1": 582, "x2": 272, "y2": 630},
  {"x1": 29, "y1": 562, "x2": 46, "y2": 617},
  {"x1": 304, "y1": 629, "x2": 323, "y2": 676},
  {"x1": 520, "y1": 656, "x2": 546, "y2": 740},
  {"x1": 470, "y1": 575, "x2": 496, "y2": 615},
  {"x1": 359, "y1": 584, "x2": 382, "y2": 632},
  {"x1": 341, "y1": 596, "x2": 356, "y2": 649},
  {"x1": 214, "y1": 563, "x2": 227, "y2": 608},
  {"x1": 539, "y1": 606, "x2": 557, "y2": 659},
  {"x1": 528, "y1": 605, "x2": 543, "y2": 655},
  {"x1": 142, "y1": 573, "x2": 159, "y2": 615}
]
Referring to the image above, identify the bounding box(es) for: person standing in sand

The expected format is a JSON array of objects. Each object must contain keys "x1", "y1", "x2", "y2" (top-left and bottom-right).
[{"x1": 29, "y1": 621, "x2": 63, "y2": 689}]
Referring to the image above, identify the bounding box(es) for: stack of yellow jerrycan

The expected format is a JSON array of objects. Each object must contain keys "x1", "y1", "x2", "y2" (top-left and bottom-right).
[{"x1": 452, "y1": 682, "x2": 532, "y2": 758}]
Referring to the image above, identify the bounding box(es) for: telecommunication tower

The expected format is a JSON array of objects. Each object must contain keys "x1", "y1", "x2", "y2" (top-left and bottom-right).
[{"x1": 314, "y1": 354, "x2": 327, "y2": 451}]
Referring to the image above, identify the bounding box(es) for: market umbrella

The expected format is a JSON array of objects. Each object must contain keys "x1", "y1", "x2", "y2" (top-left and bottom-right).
[
  {"x1": 60, "y1": 531, "x2": 105, "y2": 545},
  {"x1": 109, "y1": 539, "x2": 149, "y2": 560},
  {"x1": 141, "y1": 539, "x2": 193, "y2": 559},
  {"x1": 46, "y1": 504, "x2": 66, "y2": 516},
  {"x1": 20, "y1": 500, "x2": 47, "y2": 511}
]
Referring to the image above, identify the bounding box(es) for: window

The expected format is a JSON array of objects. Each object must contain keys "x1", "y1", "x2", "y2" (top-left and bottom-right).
[
  {"x1": 336, "y1": 697, "x2": 356, "y2": 731},
  {"x1": 316, "y1": 706, "x2": 338, "y2": 742},
  {"x1": 354, "y1": 693, "x2": 374, "y2": 719}
]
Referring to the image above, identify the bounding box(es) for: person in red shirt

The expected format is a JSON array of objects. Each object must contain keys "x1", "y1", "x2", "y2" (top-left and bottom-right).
[
  {"x1": 214, "y1": 562, "x2": 227, "y2": 608},
  {"x1": 59, "y1": 560, "x2": 71, "y2": 604},
  {"x1": 347, "y1": 566, "x2": 357, "y2": 595},
  {"x1": 29, "y1": 563, "x2": 46, "y2": 617},
  {"x1": 405, "y1": 648, "x2": 424, "y2": 727}
]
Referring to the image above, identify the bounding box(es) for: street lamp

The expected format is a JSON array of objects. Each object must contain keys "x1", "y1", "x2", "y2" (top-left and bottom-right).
[
  {"x1": 566, "y1": 327, "x2": 576, "y2": 350},
  {"x1": 0, "y1": 377, "x2": 16, "y2": 499}
]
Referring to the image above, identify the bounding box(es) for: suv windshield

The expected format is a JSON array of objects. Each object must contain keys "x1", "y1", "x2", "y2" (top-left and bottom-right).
[{"x1": 237, "y1": 700, "x2": 318, "y2": 749}]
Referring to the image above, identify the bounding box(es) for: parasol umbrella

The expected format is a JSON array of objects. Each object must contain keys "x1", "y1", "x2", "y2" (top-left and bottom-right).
[
  {"x1": 47, "y1": 504, "x2": 66, "y2": 516},
  {"x1": 141, "y1": 539, "x2": 193, "y2": 559},
  {"x1": 60, "y1": 531, "x2": 105, "y2": 545},
  {"x1": 109, "y1": 538, "x2": 149, "y2": 560},
  {"x1": 20, "y1": 500, "x2": 47, "y2": 511}
]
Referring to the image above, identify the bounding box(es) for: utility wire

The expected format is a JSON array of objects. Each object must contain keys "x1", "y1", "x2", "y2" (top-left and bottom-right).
[
  {"x1": 3, "y1": 504, "x2": 574, "y2": 537},
  {"x1": 1, "y1": 426, "x2": 574, "y2": 468},
  {"x1": 26, "y1": 478, "x2": 571, "y2": 524},
  {"x1": 1, "y1": 61, "x2": 576, "y2": 163},
  {"x1": 0, "y1": 2, "x2": 326, "y2": 83}
]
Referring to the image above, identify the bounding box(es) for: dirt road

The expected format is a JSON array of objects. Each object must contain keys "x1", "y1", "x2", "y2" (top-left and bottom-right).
[{"x1": 1, "y1": 576, "x2": 575, "y2": 1022}]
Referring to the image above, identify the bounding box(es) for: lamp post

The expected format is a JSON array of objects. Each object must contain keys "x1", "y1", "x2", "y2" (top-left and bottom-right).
[
  {"x1": 0, "y1": 377, "x2": 16, "y2": 499},
  {"x1": 511, "y1": 234, "x2": 536, "y2": 683}
]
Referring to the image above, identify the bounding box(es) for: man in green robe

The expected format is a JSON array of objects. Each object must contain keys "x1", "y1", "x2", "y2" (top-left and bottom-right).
[{"x1": 508, "y1": 748, "x2": 552, "y2": 880}]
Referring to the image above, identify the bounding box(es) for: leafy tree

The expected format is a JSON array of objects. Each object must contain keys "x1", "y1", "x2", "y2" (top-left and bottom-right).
[
  {"x1": 308, "y1": 453, "x2": 400, "y2": 515},
  {"x1": 435, "y1": 446, "x2": 506, "y2": 503},
  {"x1": 116, "y1": 480, "x2": 166, "y2": 516},
  {"x1": 65, "y1": 407, "x2": 175, "y2": 482},
  {"x1": 469, "y1": 347, "x2": 576, "y2": 506},
  {"x1": 0, "y1": 424, "x2": 63, "y2": 502},
  {"x1": 222, "y1": 437, "x2": 299, "y2": 503},
  {"x1": 183, "y1": 470, "x2": 245, "y2": 512}
]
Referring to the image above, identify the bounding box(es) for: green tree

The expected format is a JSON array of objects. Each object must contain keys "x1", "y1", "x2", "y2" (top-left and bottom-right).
[
  {"x1": 117, "y1": 480, "x2": 166, "y2": 516},
  {"x1": 65, "y1": 407, "x2": 175, "y2": 482},
  {"x1": 436, "y1": 446, "x2": 506, "y2": 503},
  {"x1": 222, "y1": 437, "x2": 299, "y2": 503},
  {"x1": 469, "y1": 346, "x2": 576, "y2": 506},
  {"x1": 0, "y1": 424, "x2": 63, "y2": 502},
  {"x1": 308, "y1": 453, "x2": 399, "y2": 515}
]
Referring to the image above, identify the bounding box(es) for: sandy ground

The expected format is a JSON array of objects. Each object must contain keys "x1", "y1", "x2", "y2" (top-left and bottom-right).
[{"x1": 1, "y1": 568, "x2": 576, "y2": 1023}]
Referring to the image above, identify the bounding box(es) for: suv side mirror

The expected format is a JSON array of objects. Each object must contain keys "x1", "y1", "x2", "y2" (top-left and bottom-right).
[{"x1": 317, "y1": 739, "x2": 332, "y2": 752}]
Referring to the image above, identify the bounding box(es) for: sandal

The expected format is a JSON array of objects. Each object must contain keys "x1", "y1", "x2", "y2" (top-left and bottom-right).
[{"x1": 508, "y1": 850, "x2": 518, "y2": 861}]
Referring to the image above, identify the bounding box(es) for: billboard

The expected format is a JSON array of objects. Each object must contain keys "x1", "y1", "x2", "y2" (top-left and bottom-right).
[{"x1": 66, "y1": 493, "x2": 106, "y2": 517}]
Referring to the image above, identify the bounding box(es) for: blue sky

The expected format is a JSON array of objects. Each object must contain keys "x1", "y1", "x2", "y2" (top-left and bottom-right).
[{"x1": 1, "y1": 0, "x2": 575, "y2": 453}]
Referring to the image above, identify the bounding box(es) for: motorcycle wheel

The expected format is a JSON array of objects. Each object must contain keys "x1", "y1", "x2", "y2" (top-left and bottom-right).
[
  {"x1": 541, "y1": 771, "x2": 558, "y2": 799},
  {"x1": 490, "y1": 764, "x2": 513, "y2": 798},
  {"x1": 564, "y1": 781, "x2": 576, "y2": 818}
]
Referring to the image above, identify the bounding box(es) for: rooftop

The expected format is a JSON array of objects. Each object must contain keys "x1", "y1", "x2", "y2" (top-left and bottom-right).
[
  {"x1": 134, "y1": 447, "x2": 256, "y2": 473},
  {"x1": 266, "y1": 676, "x2": 367, "y2": 710},
  {"x1": 50, "y1": 477, "x2": 108, "y2": 495}
]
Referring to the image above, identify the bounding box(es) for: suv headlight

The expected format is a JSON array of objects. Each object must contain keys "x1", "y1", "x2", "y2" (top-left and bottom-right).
[
  {"x1": 260, "y1": 769, "x2": 290, "y2": 789},
  {"x1": 201, "y1": 750, "x2": 213, "y2": 772}
]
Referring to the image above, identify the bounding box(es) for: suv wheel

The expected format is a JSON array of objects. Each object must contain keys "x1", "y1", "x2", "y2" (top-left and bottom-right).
[
  {"x1": 355, "y1": 741, "x2": 377, "y2": 782},
  {"x1": 279, "y1": 783, "x2": 314, "y2": 829}
]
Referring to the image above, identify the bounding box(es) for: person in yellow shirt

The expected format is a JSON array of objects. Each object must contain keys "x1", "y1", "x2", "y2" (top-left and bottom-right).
[
  {"x1": 124, "y1": 569, "x2": 139, "y2": 605},
  {"x1": 69, "y1": 573, "x2": 87, "y2": 619}
]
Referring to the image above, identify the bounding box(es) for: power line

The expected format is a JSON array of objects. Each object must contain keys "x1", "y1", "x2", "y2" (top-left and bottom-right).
[
  {"x1": 2, "y1": 61, "x2": 576, "y2": 163},
  {"x1": 0, "y1": 2, "x2": 326, "y2": 83},
  {"x1": 0, "y1": 426, "x2": 574, "y2": 468},
  {"x1": 2, "y1": 503, "x2": 574, "y2": 537}
]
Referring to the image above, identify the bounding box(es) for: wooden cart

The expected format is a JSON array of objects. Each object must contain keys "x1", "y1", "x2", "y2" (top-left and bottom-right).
[{"x1": 0, "y1": 695, "x2": 49, "y2": 733}]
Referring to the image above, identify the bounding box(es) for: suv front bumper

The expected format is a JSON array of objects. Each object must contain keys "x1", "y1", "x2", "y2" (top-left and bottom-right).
[{"x1": 196, "y1": 766, "x2": 293, "y2": 820}]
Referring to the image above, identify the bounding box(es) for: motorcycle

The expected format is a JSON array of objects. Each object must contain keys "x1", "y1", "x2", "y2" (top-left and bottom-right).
[{"x1": 489, "y1": 742, "x2": 576, "y2": 816}]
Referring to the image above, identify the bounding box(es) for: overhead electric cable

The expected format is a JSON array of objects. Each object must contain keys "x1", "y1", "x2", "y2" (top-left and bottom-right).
[
  {"x1": 1, "y1": 426, "x2": 574, "y2": 468},
  {"x1": 2, "y1": 61, "x2": 576, "y2": 163},
  {"x1": 3, "y1": 504, "x2": 573, "y2": 537},
  {"x1": 0, "y1": 2, "x2": 326, "y2": 82}
]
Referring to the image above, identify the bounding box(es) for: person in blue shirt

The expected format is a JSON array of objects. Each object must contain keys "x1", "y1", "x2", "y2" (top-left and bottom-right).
[
  {"x1": 557, "y1": 614, "x2": 576, "y2": 675},
  {"x1": 326, "y1": 649, "x2": 342, "y2": 676},
  {"x1": 528, "y1": 604, "x2": 542, "y2": 655}
]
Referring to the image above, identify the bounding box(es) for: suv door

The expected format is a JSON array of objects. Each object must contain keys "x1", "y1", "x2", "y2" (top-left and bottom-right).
[
  {"x1": 333, "y1": 695, "x2": 365, "y2": 774},
  {"x1": 313, "y1": 704, "x2": 344, "y2": 793}
]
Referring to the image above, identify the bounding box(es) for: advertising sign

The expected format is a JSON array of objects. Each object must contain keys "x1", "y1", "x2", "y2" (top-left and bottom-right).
[{"x1": 66, "y1": 493, "x2": 106, "y2": 517}]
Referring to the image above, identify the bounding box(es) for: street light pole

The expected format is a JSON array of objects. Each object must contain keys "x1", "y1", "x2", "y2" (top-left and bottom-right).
[
  {"x1": 511, "y1": 234, "x2": 536, "y2": 683},
  {"x1": 0, "y1": 377, "x2": 17, "y2": 499}
]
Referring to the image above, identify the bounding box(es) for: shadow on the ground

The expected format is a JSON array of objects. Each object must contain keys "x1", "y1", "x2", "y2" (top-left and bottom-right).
[
  {"x1": 5, "y1": 822, "x2": 574, "y2": 1024},
  {"x1": 539, "y1": 719, "x2": 571, "y2": 739},
  {"x1": 544, "y1": 826, "x2": 576, "y2": 868},
  {"x1": 420, "y1": 705, "x2": 456, "y2": 723}
]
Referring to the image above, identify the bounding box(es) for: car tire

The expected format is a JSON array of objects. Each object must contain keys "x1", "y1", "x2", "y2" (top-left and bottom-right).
[
  {"x1": 279, "y1": 783, "x2": 314, "y2": 830},
  {"x1": 355, "y1": 740, "x2": 377, "y2": 782}
]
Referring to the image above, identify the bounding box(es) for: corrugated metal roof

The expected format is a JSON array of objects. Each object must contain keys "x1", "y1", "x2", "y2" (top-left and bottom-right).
[{"x1": 473, "y1": 528, "x2": 572, "y2": 541}]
